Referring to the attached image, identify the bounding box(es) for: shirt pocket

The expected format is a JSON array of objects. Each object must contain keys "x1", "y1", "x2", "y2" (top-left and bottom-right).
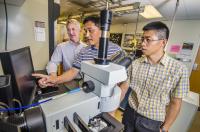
[{"x1": 149, "y1": 73, "x2": 175, "y2": 104}]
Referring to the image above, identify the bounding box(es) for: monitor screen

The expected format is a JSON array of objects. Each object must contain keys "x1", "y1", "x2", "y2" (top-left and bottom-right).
[{"x1": 0, "y1": 47, "x2": 36, "y2": 106}]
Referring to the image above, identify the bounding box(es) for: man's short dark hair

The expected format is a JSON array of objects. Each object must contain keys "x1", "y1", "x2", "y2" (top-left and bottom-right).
[
  {"x1": 143, "y1": 21, "x2": 169, "y2": 40},
  {"x1": 83, "y1": 16, "x2": 100, "y2": 27}
]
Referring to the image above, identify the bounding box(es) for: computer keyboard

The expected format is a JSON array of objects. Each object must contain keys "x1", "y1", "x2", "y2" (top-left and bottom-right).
[
  {"x1": 35, "y1": 84, "x2": 70, "y2": 101},
  {"x1": 40, "y1": 86, "x2": 59, "y2": 94}
]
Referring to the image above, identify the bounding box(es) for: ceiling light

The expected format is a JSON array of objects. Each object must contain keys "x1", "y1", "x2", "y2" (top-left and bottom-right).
[
  {"x1": 140, "y1": 5, "x2": 162, "y2": 19},
  {"x1": 58, "y1": 21, "x2": 66, "y2": 25},
  {"x1": 112, "y1": 5, "x2": 134, "y2": 12}
]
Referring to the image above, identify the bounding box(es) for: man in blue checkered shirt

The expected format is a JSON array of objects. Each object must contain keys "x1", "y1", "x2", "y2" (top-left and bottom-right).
[{"x1": 121, "y1": 21, "x2": 189, "y2": 132}]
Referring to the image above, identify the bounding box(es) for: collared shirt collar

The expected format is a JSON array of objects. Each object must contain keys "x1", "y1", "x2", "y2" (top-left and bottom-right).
[
  {"x1": 90, "y1": 45, "x2": 98, "y2": 50},
  {"x1": 159, "y1": 53, "x2": 169, "y2": 66},
  {"x1": 69, "y1": 40, "x2": 81, "y2": 45},
  {"x1": 140, "y1": 53, "x2": 169, "y2": 66}
]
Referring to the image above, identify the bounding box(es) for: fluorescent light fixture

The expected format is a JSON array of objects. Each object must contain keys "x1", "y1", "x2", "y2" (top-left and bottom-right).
[
  {"x1": 58, "y1": 21, "x2": 66, "y2": 24},
  {"x1": 84, "y1": 12, "x2": 99, "y2": 16},
  {"x1": 140, "y1": 5, "x2": 162, "y2": 19},
  {"x1": 70, "y1": 15, "x2": 81, "y2": 19},
  {"x1": 112, "y1": 5, "x2": 134, "y2": 12}
]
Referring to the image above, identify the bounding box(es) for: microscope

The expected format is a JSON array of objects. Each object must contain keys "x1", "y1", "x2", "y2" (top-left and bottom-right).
[{"x1": 0, "y1": 6, "x2": 132, "y2": 132}]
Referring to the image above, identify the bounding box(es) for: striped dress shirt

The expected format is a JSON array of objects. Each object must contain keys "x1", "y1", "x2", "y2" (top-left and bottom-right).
[{"x1": 73, "y1": 42, "x2": 122, "y2": 69}]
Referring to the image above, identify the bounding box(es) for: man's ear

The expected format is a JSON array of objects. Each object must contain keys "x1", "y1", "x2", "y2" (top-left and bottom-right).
[
  {"x1": 98, "y1": 30, "x2": 102, "y2": 36},
  {"x1": 162, "y1": 39, "x2": 167, "y2": 48}
]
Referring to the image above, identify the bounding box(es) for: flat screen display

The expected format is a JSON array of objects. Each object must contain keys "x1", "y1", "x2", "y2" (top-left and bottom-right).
[{"x1": 0, "y1": 47, "x2": 36, "y2": 106}]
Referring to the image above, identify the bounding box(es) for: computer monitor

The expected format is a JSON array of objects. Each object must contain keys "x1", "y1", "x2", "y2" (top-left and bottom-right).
[{"x1": 0, "y1": 47, "x2": 36, "y2": 106}]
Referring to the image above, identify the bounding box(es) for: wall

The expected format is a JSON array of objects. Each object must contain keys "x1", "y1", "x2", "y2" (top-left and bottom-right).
[
  {"x1": 56, "y1": 23, "x2": 68, "y2": 44},
  {"x1": 110, "y1": 20, "x2": 200, "y2": 49},
  {"x1": 110, "y1": 20, "x2": 200, "y2": 74},
  {"x1": 0, "y1": 0, "x2": 49, "y2": 74}
]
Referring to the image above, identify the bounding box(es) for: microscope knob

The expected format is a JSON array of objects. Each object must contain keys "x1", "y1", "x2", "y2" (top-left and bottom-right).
[{"x1": 82, "y1": 81, "x2": 95, "y2": 93}]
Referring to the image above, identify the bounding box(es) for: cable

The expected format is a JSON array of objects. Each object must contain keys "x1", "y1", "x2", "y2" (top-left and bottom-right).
[
  {"x1": 166, "y1": 0, "x2": 180, "y2": 48},
  {"x1": 0, "y1": 102, "x2": 9, "y2": 109},
  {"x1": 0, "y1": 105, "x2": 9, "y2": 117},
  {"x1": 0, "y1": 98, "x2": 52, "y2": 112},
  {"x1": 3, "y1": 0, "x2": 8, "y2": 50},
  {"x1": 0, "y1": 102, "x2": 9, "y2": 115},
  {"x1": 134, "y1": 7, "x2": 140, "y2": 35},
  {"x1": 12, "y1": 98, "x2": 22, "y2": 114},
  {"x1": 0, "y1": 87, "x2": 81, "y2": 112}
]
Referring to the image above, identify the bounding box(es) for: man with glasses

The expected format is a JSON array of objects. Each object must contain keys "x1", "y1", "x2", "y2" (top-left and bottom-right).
[
  {"x1": 121, "y1": 21, "x2": 189, "y2": 132},
  {"x1": 33, "y1": 16, "x2": 123, "y2": 88}
]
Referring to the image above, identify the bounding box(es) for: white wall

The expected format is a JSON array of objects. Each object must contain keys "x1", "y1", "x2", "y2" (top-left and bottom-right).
[
  {"x1": 111, "y1": 20, "x2": 200, "y2": 48},
  {"x1": 0, "y1": 0, "x2": 49, "y2": 74},
  {"x1": 110, "y1": 20, "x2": 200, "y2": 74}
]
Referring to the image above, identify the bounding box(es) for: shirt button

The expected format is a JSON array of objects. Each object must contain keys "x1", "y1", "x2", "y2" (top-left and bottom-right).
[{"x1": 138, "y1": 107, "x2": 141, "y2": 111}]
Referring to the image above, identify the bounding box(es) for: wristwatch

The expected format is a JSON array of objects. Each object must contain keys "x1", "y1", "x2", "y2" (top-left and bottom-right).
[{"x1": 160, "y1": 126, "x2": 166, "y2": 132}]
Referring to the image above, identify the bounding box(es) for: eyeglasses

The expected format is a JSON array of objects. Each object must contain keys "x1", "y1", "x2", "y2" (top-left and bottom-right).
[{"x1": 141, "y1": 37, "x2": 163, "y2": 44}]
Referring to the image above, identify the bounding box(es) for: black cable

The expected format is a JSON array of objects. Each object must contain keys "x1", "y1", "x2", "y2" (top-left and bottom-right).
[
  {"x1": 134, "y1": 7, "x2": 140, "y2": 35},
  {"x1": 4, "y1": 0, "x2": 8, "y2": 50},
  {"x1": 167, "y1": 0, "x2": 179, "y2": 46}
]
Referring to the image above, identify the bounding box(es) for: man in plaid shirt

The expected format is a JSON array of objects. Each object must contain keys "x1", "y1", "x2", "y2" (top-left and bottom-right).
[{"x1": 121, "y1": 21, "x2": 189, "y2": 132}]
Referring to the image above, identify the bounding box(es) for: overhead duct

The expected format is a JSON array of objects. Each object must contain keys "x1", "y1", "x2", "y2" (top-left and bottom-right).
[{"x1": 58, "y1": 1, "x2": 144, "y2": 23}]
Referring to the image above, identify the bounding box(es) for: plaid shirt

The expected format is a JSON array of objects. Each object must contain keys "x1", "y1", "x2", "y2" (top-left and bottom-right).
[{"x1": 128, "y1": 54, "x2": 189, "y2": 121}]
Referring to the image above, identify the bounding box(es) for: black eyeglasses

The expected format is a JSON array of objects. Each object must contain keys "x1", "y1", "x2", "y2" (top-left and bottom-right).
[{"x1": 141, "y1": 37, "x2": 164, "y2": 44}]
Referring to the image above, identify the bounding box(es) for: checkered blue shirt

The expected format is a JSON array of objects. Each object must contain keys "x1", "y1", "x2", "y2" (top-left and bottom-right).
[
  {"x1": 46, "y1": 41, "x2": 86, "y2": 74},
  {"x1": 128, "y1": 54, "x2": 189, "y2": 121}
]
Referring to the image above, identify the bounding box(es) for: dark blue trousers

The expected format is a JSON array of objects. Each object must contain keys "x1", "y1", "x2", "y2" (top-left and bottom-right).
[{"x1": 122, "y1": 104, "x2": 162, "y2": 132}]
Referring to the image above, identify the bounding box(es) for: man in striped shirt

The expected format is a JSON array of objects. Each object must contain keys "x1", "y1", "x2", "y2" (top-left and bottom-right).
[
  {"x1": 33, "y1": 16, "x2": 122, "y2": 87},
  {"x1": 121, "y1": 21, "x2": 189, "y2": 132}
]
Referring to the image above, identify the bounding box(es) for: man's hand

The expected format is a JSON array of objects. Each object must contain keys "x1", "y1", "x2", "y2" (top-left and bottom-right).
[
  {"x1": 32, "y1": 73, "x2": 57, "y2": 88},
  {"x1": 160, "y1": 126, "x2": 167, "y2": 132},
  {"x1": 161, "y1": 98, "x2": 182, "y2": 132}
]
